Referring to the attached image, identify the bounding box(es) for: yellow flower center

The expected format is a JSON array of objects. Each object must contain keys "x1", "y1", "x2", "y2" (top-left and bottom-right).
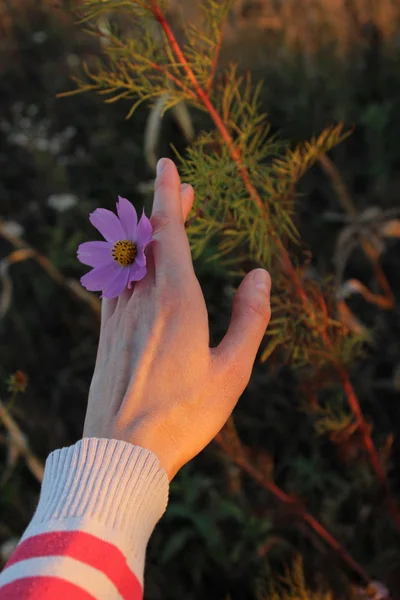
[{"x1": 112, "y1": 240, "x2": 137, "y2": 266}]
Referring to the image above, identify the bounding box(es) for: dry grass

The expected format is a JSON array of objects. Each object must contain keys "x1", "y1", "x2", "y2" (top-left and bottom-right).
[{"x1": 271, "y1": 0, "x2": 400, "y2": 56}]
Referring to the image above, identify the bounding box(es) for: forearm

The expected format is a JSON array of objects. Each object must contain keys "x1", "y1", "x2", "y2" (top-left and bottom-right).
[{"x1": 0, "y1": 438, "x2": 169, "y2": 599}]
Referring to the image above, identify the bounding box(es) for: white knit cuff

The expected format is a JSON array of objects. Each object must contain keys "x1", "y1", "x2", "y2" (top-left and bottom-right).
[{"x1": 21, "y1": 438, "x2": 170, "y2": 585}]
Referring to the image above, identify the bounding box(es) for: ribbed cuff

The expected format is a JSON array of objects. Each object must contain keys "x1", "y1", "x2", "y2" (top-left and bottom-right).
[{"x1": 21, "y1": 438, "x2": 170, "y2": 584}]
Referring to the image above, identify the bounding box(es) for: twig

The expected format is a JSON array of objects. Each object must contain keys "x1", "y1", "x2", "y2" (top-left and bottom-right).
[
  {"x1": 205, "y1": 0, "x2": 231, "y2": 94},
  {"x1": 184, "y1": 195, "x2": 211, "y2": 229},
  {"x1": 337, "y1": 370, "x2": 400, "y2": 532},
  {"x1": 0, "y1": 399, "x2": 44, "y2": 483},
  {"x1": 0, "y1": 218, "x2": 101, "y2": 321},
  {"x1": 318, "y1": 154, "x2": 357, "y2": 217},
  {"x1": 319, "y1": 153, "x2": 395, "y2": 309},
  {"x1": 358, "y1": 238, "x2": 395, "y2": 309},
  {"x1": 214, "y1": 434, "x2": 370, "y2": 584},
  {"x1": 148, "y1": 0, "x2": 400, "y2": 533}
]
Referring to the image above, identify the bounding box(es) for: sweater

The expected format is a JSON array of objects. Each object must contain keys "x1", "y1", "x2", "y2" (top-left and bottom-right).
[{"x1": 0, "y1": 438, "x2": 170, "y2": 599}]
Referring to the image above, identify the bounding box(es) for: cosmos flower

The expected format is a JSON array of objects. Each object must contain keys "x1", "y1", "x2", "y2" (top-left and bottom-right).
[{"x1": 77, "y1": 196, "x2": 154, "y2": 299}]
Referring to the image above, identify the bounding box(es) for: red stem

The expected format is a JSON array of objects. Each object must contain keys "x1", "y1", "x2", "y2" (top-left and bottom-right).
[
  {"x1": 215, "y1": 436, "x2": 370, "y2": 584},
  {"x1": 148, "y1": 0, "x2": 400, "y2": 540},
  {"x1": 338, "y1": 368, "x2": 400, "y2": 531}
]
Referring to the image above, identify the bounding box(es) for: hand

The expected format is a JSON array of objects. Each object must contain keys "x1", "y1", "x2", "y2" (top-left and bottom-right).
[{"x1": 83, "y1": 158, "x2": 271, "y2": 480}]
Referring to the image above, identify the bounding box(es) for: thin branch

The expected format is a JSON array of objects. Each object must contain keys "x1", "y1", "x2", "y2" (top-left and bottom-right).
[
  {"x1": 184, "y1": 195, "x2": 211, "y2": 229},
  {"x1": 214, "y1": 434, "x2": 370, "y2": 584},
  {"x1": 206, "y1": 31, "x2": 222, "y2": 94},
  {"x1": 319, "y1": 153, "x2": 395, "y2": 309},
  {"x1": 0, "y1": 218, "x2": 101, "y2": 322},
  {"x1": 145, "y1": 59, "x2": 196, "y2": 97},
  {"x1": 96, "y1": 26, "x2": 194, "y2": 96},
  {"x1": 358, "y1": 238, "x2": 395, "y2": 309},
  {"x1": 318, "y1": 153, "x2": 357, "y2": 217},
  {"x1": 205, "y1": 0, "x2": 232, "y2": 94},
  {"x1": 337, "y1": 369, "x2": 400, "y2": 532},
  {"x1": 0, "y1": 399, "x2": 44, "y2": 483}
]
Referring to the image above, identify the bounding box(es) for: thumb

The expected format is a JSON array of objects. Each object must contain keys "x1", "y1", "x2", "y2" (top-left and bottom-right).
[{"x1": 213, "y1": 269, "x2": 271, "y2": 384}]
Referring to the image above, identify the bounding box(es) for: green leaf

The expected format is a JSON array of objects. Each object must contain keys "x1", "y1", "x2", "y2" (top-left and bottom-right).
[
  {"x1": 159, "y1": 529, "x2": 194, "y2": 564},
  {"x1": 259, "y1": 337, "x2": 281, "y2": 363}
]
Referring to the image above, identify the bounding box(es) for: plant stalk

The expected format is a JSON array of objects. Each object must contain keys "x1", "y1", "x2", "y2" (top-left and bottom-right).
[
  {"x1": 214, "y1": 435, "x2": 370, "y2": 584},
  {"x1": 149, "y1": 0, "x2": 400, "y2": 533}
]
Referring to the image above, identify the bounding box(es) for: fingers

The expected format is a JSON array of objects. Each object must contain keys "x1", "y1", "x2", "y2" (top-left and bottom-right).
[
  {"x1": 150, "y1": 158, "x2": 195, "y2": 281},
  {"x1": 212, "y1": 269, "x2": 272, "y2": 396},
  {"x1": 113, "y1": 179, "x2": 194, "y2": 316},
  {"x1": 115, "y1": 285, "x2": 134, "y2": 312},
  {"x1": 181, "y1": 182, "x2": 194, "y2": 222},
  {"x1": 101, "y1": 296, "x2": 118, "y2": 325}
]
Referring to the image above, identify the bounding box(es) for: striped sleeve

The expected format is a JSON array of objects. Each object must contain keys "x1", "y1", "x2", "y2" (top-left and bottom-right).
[{"x1": 0, "y1": 438, "x2": 170, "y2": 599}]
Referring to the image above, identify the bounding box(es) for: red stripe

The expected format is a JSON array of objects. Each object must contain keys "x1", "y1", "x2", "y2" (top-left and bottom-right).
[
  {"x1": 0, "y1": 576, "x2": 96, "y2": 599},
  {"x1": 4, "y1": 531, "x2": 142, "y2": 600}
]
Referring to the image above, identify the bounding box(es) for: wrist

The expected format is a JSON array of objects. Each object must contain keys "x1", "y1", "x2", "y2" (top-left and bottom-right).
[
  {"x1": 109, "y1": 420, "x2": 182, "y2": 481},
  {"x1": 22, "y1": 438, "x2": 170, "y2": 584}
]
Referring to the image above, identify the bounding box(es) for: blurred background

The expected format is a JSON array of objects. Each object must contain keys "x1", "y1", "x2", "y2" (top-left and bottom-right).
[{"x1": 1, "y1": 0, "x2": 400, "y2": 598}]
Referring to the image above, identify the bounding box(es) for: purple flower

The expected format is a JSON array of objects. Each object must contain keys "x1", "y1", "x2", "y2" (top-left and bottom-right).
[{"x1": 77, "y1": 196, "x2": 154, "y2": 299}]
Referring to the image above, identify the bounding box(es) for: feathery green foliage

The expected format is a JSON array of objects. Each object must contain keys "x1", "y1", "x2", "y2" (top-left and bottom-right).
[
  {"x1": 262, "y1": 272, "x2": 368, "y2": 371},
  {"x1": 57, "y1": 1, "x2": 399, "y2": 589},
  {"x1": 309, "y1": 392, "x2": 355, "y2": 439},
  {"x1": 64, "y1": 0, "x2": 234, "y2": 116},
  {"x1": 63, "y1": 0, "x2": 373, "y2": 451},
  {"x1": 64, "y1": 1, "x2": 345, "y2": 264},
  {"x1": 66, "y1": 2, "x2": 353, "y2": 285}
]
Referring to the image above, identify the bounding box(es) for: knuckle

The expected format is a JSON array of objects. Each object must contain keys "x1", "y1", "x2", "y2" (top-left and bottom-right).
[
  {"x1": 154, "y1": 174, "x2": 165, "y2": 193},
  {"x1": 156, "y1": 278, "x2": 184, "y2": 311},
  {"x1": 154, "y1": 173, "x2": 173, "y2": 195},
  {"x1": 150, "y1": 211, "x2": 171, "y2": 234},
  {"x1": 244, "y1": 300, "x2": 270, "y2": 321},
  {"x1": 264, "y1": 303, "x2": 272, "y2": 322}
]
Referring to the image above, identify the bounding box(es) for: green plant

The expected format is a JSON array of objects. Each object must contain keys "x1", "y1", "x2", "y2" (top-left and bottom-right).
[
  {"x1": 258, "y1": 556, "x2": 347, "y2": 600},
  {"x1": 2, "y1": 0, "x2": 400, "y2": 596},
  {"x1": 55, "y1": 0, "x2": 400, "y2": 592}
]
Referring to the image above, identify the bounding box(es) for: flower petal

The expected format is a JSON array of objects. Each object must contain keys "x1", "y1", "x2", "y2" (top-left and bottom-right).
[
  {"x1": 116, "y1": 196, "x2": 138, "y2": 240},
  {"x1": 135, "y1": 208, "x2": 153, "y2": 250},
  {"x1": 80, "y1": 261, "x2": 123, "y2": 292},
  {"x1": 101, "y1": 265, "x2": 131, "y2": 299},
  {"x1": 77, "y1": 241, "x2": 113, "y2": 267},
  {"x1": 89, "y1": 208, "x2": 126, "y2": 243},
  {"x1": 135, "y1": 249, "x2": 146, "y2": 268},
  {"x1": 127, "y1": 262, "x2": 147, "y2": 289}
]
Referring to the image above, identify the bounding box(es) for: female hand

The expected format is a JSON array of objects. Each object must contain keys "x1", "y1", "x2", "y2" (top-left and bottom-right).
[{"x1": 83, "y1": 158, "x2": 271, "y2": 480}]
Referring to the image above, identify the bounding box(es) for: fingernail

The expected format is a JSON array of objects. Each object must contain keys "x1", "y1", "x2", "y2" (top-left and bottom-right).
[
  {"x1": 254, "y1": 269, "x2": 270, "y2": 293},
  {"x1": 157, "y1": 158, "x2": 168, "y2": 175},
  {"x1": 181, "y1": 183, "x2": 189, "y2": 191}
]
